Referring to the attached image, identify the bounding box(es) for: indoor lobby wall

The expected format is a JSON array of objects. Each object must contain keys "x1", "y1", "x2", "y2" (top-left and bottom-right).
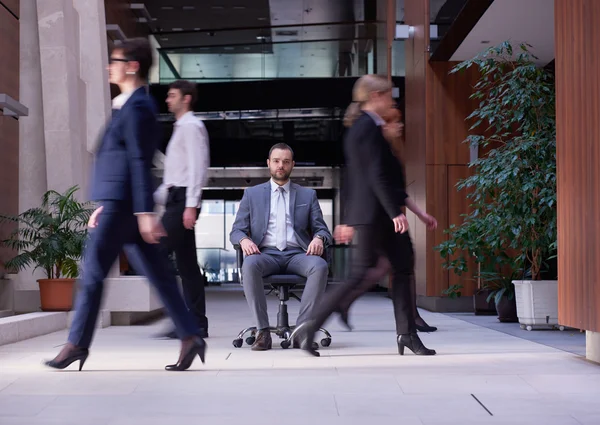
[
  {"x1": 10, "y1": 0, "x2": 113, "y2": 311},
  {"x1": 0, "y1": 0, "x2": 20, "y2": 279},
  {"x1": 555, "y1": 0, "x2": 600, "y2": 361},
  {"x1": 404, "y1": 0, "x2": 479, "y2": 310}
]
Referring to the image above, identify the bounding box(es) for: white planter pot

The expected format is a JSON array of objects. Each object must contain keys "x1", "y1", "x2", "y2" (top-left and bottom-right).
[{"x1": 512, "y1": 280, "x2": 562, "y2": 331}]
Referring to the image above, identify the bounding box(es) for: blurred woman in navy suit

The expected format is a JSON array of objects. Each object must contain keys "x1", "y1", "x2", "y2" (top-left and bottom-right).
[{"x1": 44, "y1": 38, "x2": 206, "y2": 372}]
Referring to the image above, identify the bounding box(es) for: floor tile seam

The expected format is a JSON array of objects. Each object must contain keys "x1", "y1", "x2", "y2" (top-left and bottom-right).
[{"x1": 440, "y1": 313, "x2": 580, "y2": 356}]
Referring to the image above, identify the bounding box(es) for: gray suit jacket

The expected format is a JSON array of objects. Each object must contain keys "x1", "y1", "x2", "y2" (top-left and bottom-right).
[{"x1": 229, "y1": 181, "x2": 332, "y2": 250}]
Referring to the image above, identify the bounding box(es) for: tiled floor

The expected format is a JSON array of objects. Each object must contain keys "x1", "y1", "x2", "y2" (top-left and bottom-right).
[{"x1": 1, "y1": 289, "x2": 599, "y2": 425}]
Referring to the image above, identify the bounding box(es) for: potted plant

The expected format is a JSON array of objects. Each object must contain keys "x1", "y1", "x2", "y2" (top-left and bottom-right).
[
  {"x1": 0, "y1": 186, "x2": 94, "y2": 311},
  {"x1": 435, "y1": 41, "x2": 557, "y2": 329},
  {"x1": 478, "y1": 269, "x2": 520, "y2": 323}
]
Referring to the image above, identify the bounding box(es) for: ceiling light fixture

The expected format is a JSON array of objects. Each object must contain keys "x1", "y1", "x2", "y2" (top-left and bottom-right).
[{"x1": 481, "y1": 40, "x2": 491, "y2": 44}]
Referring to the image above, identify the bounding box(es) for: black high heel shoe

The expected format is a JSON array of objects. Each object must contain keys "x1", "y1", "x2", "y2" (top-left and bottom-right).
[
  {"x1": 415, "y1": 323, "x2": 438, "y2": 333},
  {"x1": 337, "y1": 307, "x2": 352, "y2": 331},
  {"x1": 397, "y1": 333, "x2": 436, "y2": 356},
  {"x1": 165, "y1": 337, "x2": 206, "y2": 371},
  {"x1": 44, "y1": 347, "x2": 89, "y2": 371},
  {"x1": 296, "y1": 321, "x2": 320, "y2": 357}
]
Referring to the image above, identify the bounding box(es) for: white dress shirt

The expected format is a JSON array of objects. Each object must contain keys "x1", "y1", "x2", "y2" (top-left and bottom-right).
[
  {"x1": 112, "y1": 90, "x2": 134, "y2": 110},
  {"x1": 154, "y1": 111, "x2": 210, "y2": 208},
  {"x1": 260, "y1": 179, "x2": 301, "y2": 249}
]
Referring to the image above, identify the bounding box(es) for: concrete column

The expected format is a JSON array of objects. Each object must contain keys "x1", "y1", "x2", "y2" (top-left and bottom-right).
[
  {"x1": 17, "y1": 0, "x2": 49, "y2": 292},
  {"x1": 586, "y1": 331, "x2": 600, "y2": 364},
  {"x1": 72, "y1": 0, "x2": 111, "y2": 199},
  {"x1": 19, "y1": 0, "x2": 48, "y2": 212},
  {"x1": 36, "y1": 0, "x2": 87, "y2": 195}
]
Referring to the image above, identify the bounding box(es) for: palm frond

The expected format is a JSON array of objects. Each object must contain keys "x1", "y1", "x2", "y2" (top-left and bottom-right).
[{"x1": 0, "y1": 185, "x2": 91, "y2": 279}]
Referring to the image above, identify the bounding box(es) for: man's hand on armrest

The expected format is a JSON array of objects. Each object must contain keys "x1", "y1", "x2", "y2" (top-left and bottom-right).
[
  {"x1": 306, "y1": 236, "x2": 324, "y2": 256},
  {"x1": 240, "y1": 237, "x2": 260, "y2": 256}
]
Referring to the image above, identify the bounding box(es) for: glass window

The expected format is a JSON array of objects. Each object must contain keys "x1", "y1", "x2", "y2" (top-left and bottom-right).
[{"x1": 195, "y1": 197, "x2": 334, "y2": 284}]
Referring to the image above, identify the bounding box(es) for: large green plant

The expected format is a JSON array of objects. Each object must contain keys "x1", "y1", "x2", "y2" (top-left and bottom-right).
[
  {"x1": 435, "y1": 41, "x2": 556, "y2": 281},
  {"x1": 0, "y1": 186, "x2": 94, "y2": 279}
]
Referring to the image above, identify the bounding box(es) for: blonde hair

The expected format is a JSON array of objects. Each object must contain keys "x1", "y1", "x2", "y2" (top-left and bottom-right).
[{"x1": 343, "y1": 75, "x2": 392, "y2": 128}]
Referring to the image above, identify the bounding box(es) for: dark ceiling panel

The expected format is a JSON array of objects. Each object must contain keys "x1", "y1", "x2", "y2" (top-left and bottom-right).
[
  {"x1": 143, "y1": 0, "x2": 272, "y2": 47},
  {"x1": 430, "y1": 0, "x2": 494, "y2": 61}
]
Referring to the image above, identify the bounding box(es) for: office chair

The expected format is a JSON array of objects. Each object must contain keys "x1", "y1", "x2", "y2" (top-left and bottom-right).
[{"x1": 231, "y1": 245, "x2": 332, "y2": 349}]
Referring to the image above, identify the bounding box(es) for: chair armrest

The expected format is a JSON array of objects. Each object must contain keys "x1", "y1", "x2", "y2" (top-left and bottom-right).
[{"x1": 233, "y1": 244, "x2": 244, "y2": 268}]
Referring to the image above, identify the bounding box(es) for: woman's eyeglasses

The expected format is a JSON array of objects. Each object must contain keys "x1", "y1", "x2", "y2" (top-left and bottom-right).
[{"x1": 109, "y1": 57, "x2": 129, "y2": 64}]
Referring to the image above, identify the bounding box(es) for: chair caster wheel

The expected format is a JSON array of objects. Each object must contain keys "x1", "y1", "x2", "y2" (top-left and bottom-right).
[
  {"x1": 520, "y1": 324, "x2": 526, "y2": 330},
  {"x1": 245, "y1": 336, "x2": 256, "y2": 346},
  {"x1": 558, "y1": 326, "x2": 565, "y2": 331},
  {"x1": 281, "y1": 340, "x2": 291, "y2": 349},
  {"x1": 320, "y1": 338, "x2": 331, "y2": 347},
  {"x1": 526, "y1": 326, "x2": 533, "y2": 331},
  {"x1": 232, "y1": 338, "x2": 243, "y2": 348}
]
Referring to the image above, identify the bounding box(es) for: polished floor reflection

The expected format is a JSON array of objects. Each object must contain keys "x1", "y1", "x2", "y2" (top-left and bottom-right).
[{"x1": 0, "y1": 289, "x2": 599, "y2": 425}]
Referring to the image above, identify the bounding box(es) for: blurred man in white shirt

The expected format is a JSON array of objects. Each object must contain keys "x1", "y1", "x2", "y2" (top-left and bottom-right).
[{"x1": 155, "y1": 80, "x2": 210, "y2": 339}]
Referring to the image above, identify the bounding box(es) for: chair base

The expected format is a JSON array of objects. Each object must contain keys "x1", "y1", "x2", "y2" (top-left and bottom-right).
[{"x1": 232, "y1": 325, "x2": 332, "y2": 349}]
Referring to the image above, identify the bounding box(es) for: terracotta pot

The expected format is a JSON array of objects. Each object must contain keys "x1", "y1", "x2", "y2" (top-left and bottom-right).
[
  {"x1": 496, "y1": 295, "x2": 518, "y2": 323},
  {"x1": 38, "y1": 278, "x2": 76, "y2": 312}
]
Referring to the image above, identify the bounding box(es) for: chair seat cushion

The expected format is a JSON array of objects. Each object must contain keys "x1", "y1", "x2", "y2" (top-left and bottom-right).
[{"x1": 263, "y1": 274, "x2": 307, "y2": 285}]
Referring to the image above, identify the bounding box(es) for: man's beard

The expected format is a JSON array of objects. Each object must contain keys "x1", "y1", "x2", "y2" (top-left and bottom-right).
[{"x1": 271, "y1": 170, "x2": 290, "y2": 182}]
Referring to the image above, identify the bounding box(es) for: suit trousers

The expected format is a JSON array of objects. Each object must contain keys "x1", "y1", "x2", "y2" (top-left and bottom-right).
[
  {"x1": 160, "y1": 187, "x2": 208, "y2": 330},
  {"x1": 309, "y1": 220, "x2": 415, "y2": 335},
  {"x1": 242, "y1": 247, "x2": 329, "y2": 330},
  {"x1": 68, "y1": 201, "x2": 198, "y2": 348}
]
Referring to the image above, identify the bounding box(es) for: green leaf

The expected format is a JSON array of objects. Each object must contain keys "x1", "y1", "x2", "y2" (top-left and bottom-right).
[{"x1": 0, "y1": 186, "x2": 93, "y2": 279}]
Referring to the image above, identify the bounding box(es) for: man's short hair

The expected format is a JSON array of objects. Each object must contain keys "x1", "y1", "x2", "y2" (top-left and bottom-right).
[
  {"x1": 113, "y1": 38, "x2": 153, "y2": 81},
  {"x1": 268, "y1": 143, "x2": 294, "y2": 160},
  {"x1": 169, "y1": 80, "x2": 198, "y2": 108}
]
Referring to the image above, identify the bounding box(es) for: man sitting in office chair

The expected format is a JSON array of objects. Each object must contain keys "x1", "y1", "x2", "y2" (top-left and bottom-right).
[{"x1": 229, "y1": 143, "x2": 332, "y2": 351}]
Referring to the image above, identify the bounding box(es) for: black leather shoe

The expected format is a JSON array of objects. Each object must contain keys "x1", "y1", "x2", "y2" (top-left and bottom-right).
[
  {"x1": 44, "y1": 347, "x2": 89, "y2": 371},
  {"x1": 165, "y1": 337, "x2": 206, "y2": 371},
  {"x1": 251, "y1": 329, "x2": 272, "y2": 351}
]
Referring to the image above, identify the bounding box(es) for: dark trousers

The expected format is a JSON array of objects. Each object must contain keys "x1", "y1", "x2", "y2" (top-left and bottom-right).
[
  {"x1": 160, "y1": 187, "x2": 208, "y2": 330},
  {"x1": 68, "y1": 201, "x2": 198, "y2": 348},
  {"x1": 310, "y1": 220, "x2": 415, "y2": 335}
]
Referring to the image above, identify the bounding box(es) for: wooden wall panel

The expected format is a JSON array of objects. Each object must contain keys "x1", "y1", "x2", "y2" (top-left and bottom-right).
[
  {"x1": 0, "y1": 4, "x2": 19, "y2": 272},
  {"x1": 404, "y1": 2, "x2": 485, "y2": 300},
  {"x1": 427, "y1": 62, "x2": 480, "y2": 166},
  {"x1": 425, "y1": 165, "x2": 448, "y2": 296},
  {"x1": 556, "y1": 0, "x2": 600, "y2": 332},
  {"x1": 447, "y1": 165, "x2": 477, "y2": 295},
  {"x1": 404, "y1": 0, "x2": 430, "y2": 296},
  {"x1": 0, "y1": 0, "x2": 19, "y2": 17}
]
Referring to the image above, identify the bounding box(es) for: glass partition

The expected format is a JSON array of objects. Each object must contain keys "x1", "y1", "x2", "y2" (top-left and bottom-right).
[
  {"x1": 153, "y1": 22, "x2": 396, "y2": 83},
  {"x1": 196, "y1": 197, "x2": 335, "y2": 284}
]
